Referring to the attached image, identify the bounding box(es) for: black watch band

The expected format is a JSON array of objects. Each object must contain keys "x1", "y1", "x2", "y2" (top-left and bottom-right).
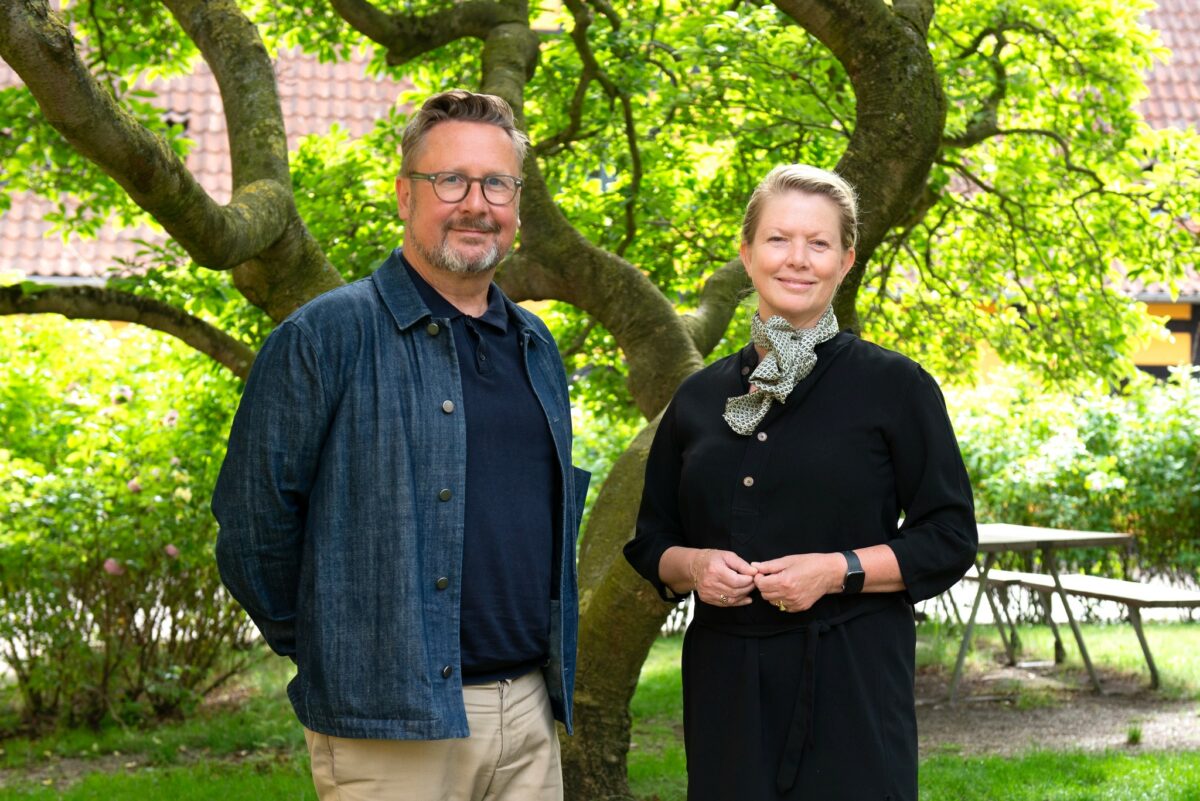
[{"x1": 841, "y1": 550, "x2": 865, "y2": 594}]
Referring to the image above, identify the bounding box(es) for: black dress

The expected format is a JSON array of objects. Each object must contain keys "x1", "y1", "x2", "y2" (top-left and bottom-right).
[{"x1": 624, "y1": 332, "x2": 978, "y2": 801}]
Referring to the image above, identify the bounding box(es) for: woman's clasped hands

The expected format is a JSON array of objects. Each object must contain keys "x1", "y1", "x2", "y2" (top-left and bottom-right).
[
  {"x1": 688, "y1": 548, "x2": 757, "y2": 607},
  {"x1": 752, "y1": 553, "x2": 844, "y2": 613}
]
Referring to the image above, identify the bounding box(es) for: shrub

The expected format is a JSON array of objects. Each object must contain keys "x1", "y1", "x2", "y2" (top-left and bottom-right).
[
  {"x1": 948, "y1": 367, "x2": 1200, "y2": 581},
  {"x1": 0, "y1": 318, "x2": 256, "y2": 730}
]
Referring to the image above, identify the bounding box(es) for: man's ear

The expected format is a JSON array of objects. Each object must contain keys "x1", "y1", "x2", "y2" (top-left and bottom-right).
[{"x1": 395, "y1": 175, "x2": 411, "y2": 221}]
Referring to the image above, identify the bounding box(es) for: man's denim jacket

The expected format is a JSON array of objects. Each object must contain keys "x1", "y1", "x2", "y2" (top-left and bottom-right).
[{"x1": 213, "y1": 249, "x2": 590, "y2": 739}]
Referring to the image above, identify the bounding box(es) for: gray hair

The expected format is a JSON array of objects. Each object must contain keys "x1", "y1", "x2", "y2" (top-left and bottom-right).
[
  {"x1": 741, "y1": 164, "x2": 859, "y2": 249},
  {"x1": 400, "y1": 90, "x2": 529, "y2": 174}
]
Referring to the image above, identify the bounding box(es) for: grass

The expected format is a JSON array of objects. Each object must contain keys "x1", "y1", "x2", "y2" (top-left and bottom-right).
[
  {"x1": 2, "y1": 758, "x2": 314, "y2": 800},
  {"x1": 2, "y1": 623, "x2": 1199, "y2": 799},
  {"x1": 921, "y1": 750, "x2": 1200, "y2": 800},
  {"x1": 0, "y1": 659, "x2": 302, "y2": 773},
  {"x1": 915, "y1": 620, "x2": 1200, "y2": 698}
]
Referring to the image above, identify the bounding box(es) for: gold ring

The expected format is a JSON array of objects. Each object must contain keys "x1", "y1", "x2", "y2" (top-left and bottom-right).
[
  {"x1": 719, "y1": 594, "x2": 729, "y2": 605},
  {"x1": 778, "y1": 601, "x2": 787, "y2": 612}
]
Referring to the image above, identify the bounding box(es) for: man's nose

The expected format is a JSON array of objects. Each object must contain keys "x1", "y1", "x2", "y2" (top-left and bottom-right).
[{"x1": 458, "y1": 180, "x2": 489, "y2": 211}]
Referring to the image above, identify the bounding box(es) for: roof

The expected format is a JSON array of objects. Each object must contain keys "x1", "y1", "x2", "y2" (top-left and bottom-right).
[
  {"x1": 1142, "y1": 0, "x2": 1200, "y2": 130},
  {"x1": 0, "y1": 48, "x2": 407, "y2": 283}
]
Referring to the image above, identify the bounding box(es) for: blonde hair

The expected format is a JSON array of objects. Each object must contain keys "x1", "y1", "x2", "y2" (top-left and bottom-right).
[{"x1": 741, "y1": 164, "x2": 858, "y2": 249}]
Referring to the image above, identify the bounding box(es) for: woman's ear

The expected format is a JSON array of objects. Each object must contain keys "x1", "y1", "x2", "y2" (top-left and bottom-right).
[{"x1": 840, "y1": 246, "x2": 856, "y2": 280}]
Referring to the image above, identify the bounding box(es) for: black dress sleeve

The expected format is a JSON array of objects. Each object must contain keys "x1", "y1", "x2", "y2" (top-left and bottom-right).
[
  {"x1": 884, "y1": 366, "x2": 979, "y2": 603},
  {"x1": 624, "y1": 401, "x2": 691, "y2": 603}
]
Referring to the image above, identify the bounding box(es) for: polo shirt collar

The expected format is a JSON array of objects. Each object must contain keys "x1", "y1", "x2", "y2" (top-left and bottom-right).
[
  {"x1": 373, "y1": 247, "x2": 512, "y2": 334},
  {"x1": 402, "y1": 256, "x2": 509, "y2": 334}
]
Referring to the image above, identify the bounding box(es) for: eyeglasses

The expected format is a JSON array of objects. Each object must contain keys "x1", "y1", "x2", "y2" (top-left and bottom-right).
[{"x1": 406, "y1": 171, "x2": 524, "y2": 205}]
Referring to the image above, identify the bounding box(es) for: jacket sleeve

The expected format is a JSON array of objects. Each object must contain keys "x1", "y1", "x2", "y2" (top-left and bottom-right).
[
  {"x1": 884, "y1": 366, "x2": 979, "y2": 603},
  {"x1": 212, "y1": 320, "x2": 331, "y2": 658},
  {"x1": 624, "y1": 402, "x2": 690, "y2": 603}
]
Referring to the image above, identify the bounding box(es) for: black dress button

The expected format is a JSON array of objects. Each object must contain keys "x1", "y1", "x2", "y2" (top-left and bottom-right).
[
  {"x1": 426, "y1": 322, "x2": 441, "y2": 336},
  {"x1": 438, "y1": 488, "x2": 452, "y2": 501},
  {"x1": 436, "y1": 576, "x2": 450, "y2": 590},
  {"x1": 441, "y1": 665, "x2": 453, "y2": 679}
]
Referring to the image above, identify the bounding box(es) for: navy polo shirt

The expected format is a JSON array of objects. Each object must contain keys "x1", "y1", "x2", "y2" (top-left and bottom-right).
[{"x1": 403, "y1": 256, "x2": 558, "y2": 683}]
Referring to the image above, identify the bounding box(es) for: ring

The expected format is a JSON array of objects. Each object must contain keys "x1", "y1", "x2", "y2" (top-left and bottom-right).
[
  {"x1": 777, "y1": 601, "x2": 787, "y2": 612},
  {"x1": 719, "y1": 594, "x2": 729, "y2": 605}
]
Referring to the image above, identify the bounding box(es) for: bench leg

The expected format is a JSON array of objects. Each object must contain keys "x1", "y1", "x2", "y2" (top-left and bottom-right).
[
  {"x1": 986, "y1": 587, "x2": 1018, "y2": 666},
  {"x1": 1128, "y1": 606, "x2": 1160, "y2": 690},
  {"x1": 1038, "y1": 590, "x2": 1066, "y2": 664},
  {"x1": 950, "y1": 553, "x2": 995, "y2": 703},
  {"x1": 1047, "y1": 549, "x2": 1103, "y2": 693}
]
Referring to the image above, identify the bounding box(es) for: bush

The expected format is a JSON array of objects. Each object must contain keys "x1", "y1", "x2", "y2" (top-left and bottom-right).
[
  {"x1": 948, "y1": 367, "x2": 1200, "y2": 581},
  {"x1": 0, "y1": 318, "x2": 255, "y2": 730}
]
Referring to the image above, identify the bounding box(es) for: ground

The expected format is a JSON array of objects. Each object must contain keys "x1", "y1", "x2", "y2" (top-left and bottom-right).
[{"x1": 916, "y1": 663, "x2": 1200, "y2": 757}]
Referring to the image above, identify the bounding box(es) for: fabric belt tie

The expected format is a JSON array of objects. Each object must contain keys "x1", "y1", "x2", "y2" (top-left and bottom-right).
[
  {"x1": 691, "y1": 594, "x2": 896, "y2": 794},
  {"x1": 773, "y1": 596, "x2": 894, "y2": 793}
]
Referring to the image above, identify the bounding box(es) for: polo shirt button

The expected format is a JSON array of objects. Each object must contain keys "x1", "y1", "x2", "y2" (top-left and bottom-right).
[
  {"x1": 426, "y1": 322, "x2": 441, "y2": 336},
  {"x1": 756, "y1": 432, "x2": 768, "y2": 442},
  {"x1": 438, "y1": 488, "x2": 452, "y2": 501},
  {"x1": 741, "y1": 366, "x2": 750, "y2": 376},
  {"x1": 742, "y1": 476, "x2": 755, "y2": 487},
  {"x1": 441, "y1": 665, "x2": 453, "y2": 679},
  {"x1": 436, "y1": 576, "x2": 450, "y2": 590},
  {"x1": 441, "y1": 400, "x2": 455, "y2": 413}
]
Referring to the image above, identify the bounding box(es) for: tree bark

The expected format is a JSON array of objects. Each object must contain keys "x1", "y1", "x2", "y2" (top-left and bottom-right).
[
  {"x1": 0, "y1": 0, "x2": 344, "y2": 323},
  {"x1": 772, "y1": 0, "x2": 946, "y2": 332},
  {"x1": 0, "y1": 285, "x2": 255, "y2": 378}
]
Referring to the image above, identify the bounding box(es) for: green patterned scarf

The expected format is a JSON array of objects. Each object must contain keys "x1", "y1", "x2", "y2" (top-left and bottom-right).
[{"x1": 723, "y1": 306, "x2": 839, "y2": 435}]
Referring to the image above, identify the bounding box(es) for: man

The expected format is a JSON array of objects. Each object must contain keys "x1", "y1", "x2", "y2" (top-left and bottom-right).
[{"x1": 213, "y1": 90, "x2": 589, "y2": 801}]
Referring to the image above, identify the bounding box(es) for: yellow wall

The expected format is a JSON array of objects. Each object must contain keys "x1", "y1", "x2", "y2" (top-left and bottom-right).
[{"x1": 1133, "y1": 303, "x2": 1195, "y2": 367}]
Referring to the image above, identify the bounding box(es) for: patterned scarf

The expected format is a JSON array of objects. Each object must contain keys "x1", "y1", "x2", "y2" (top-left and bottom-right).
[{"x1": 723, "y1": 306, "x2": 840, "y2": 435}]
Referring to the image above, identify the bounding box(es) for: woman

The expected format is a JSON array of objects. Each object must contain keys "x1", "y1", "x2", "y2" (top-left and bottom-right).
[{"x1": 624, "y1": 164, "x2": 977, "y2": 801}]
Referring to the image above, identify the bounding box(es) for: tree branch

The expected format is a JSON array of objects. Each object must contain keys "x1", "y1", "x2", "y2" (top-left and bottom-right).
[
  {"x1": 562, "y1": 0, "x2": 641, "y2": 255},
  {"x1": 771, "y1": 0, "x2": 946, "y2": 331},
  {"x1": 682, "y1": 258, "x2": 751, "y2": 357},
  {"x1": 331, "y1": 0, "x2": 525, "y2": 65},
  {"x1": 0, "y1": 1, "x2": 291, "y2": 270},
  {"x1": 0, "y1": 284, "x2": 255, "y2": 379}
]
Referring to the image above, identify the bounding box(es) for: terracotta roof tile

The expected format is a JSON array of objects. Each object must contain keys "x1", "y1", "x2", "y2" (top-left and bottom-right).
[
  {"x1": 2, "y1": 48, "x2": 407, "y2": 282},
  {"x1": 1143, "y1": 0, "x2": 1200, "y2": 130}
]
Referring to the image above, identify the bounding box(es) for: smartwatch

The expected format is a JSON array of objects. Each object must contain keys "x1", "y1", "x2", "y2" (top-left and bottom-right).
[{"x1": 840, "y1": 550, "x2": 865, "y2": 594}]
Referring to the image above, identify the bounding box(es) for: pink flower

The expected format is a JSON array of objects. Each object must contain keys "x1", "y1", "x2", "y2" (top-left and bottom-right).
[
  {"x1": 126, "y1": 479, "x2": 142, "y2": 493},
  {"x1": 169, "y1": 456, "x2": 181, "y2": 467},
  {"x1": 103, "y1": 558, "x2": 125, "y2": 576},
  {"x1": 164, "y1": 544, "x2": 180, "y2": 559},
  {"x1": 162, "y1": 410, "x2": 179, "y2": 427},
  {"x1": 110, "y1": 385, "x2": 134, "y2": 404}
]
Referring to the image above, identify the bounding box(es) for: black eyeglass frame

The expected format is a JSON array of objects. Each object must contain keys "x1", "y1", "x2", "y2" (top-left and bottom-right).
[{"x1": 406, "y1": 171, "x2": 524, "y2": 205}]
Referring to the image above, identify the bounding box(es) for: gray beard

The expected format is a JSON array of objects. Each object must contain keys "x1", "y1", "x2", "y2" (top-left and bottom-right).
[{"x1": 415, "y1": 237, "x2": 502, "y2": 275}]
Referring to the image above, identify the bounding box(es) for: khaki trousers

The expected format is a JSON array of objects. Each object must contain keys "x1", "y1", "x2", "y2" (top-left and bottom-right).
[{"x1": 304, "y1": 670, "x2": 563, "y2": 801}]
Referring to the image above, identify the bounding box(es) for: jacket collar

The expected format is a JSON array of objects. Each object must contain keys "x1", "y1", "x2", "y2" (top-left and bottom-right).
[{"x1": 373, "y1": 247, "x2": 551, "y2": 346}]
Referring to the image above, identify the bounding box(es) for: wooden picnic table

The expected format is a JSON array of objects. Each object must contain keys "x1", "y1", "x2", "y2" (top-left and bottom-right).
[{"x1": 948, "y1": 523, "x2": 1134, "y2": 702}]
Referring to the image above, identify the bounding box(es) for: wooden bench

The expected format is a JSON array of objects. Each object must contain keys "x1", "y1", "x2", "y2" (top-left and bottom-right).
[{"x1": 963, "y1": 567, "x2": 1200, "y2": 688}]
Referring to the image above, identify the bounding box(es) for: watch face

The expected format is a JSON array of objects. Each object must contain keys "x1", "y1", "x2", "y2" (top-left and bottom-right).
[{"x1": 843, "y1": 569, "x2": 865, "y2": 594}]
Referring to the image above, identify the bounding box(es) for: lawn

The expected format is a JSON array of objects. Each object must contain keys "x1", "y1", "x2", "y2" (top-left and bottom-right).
[{"x1": 1, "y1": 622, "x2": 1199, "y2": 799}]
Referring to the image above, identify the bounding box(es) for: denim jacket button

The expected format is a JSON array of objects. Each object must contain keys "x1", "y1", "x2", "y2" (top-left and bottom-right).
[
  {"x1": 426, "y1": 322, "x2": 441, "y2": 336},
  {"x1": 438, "y1": 488, "x2": 452, "y2": 501},
  {"x1": 441, "y1": 400, "x2": 455, "y2": 414},
  {"x1": 441, "y1": 665, "x2": 453, "y2": 679},
  {"x1": 436, "y1": 576, "x2": 450, "y2": 590}
]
